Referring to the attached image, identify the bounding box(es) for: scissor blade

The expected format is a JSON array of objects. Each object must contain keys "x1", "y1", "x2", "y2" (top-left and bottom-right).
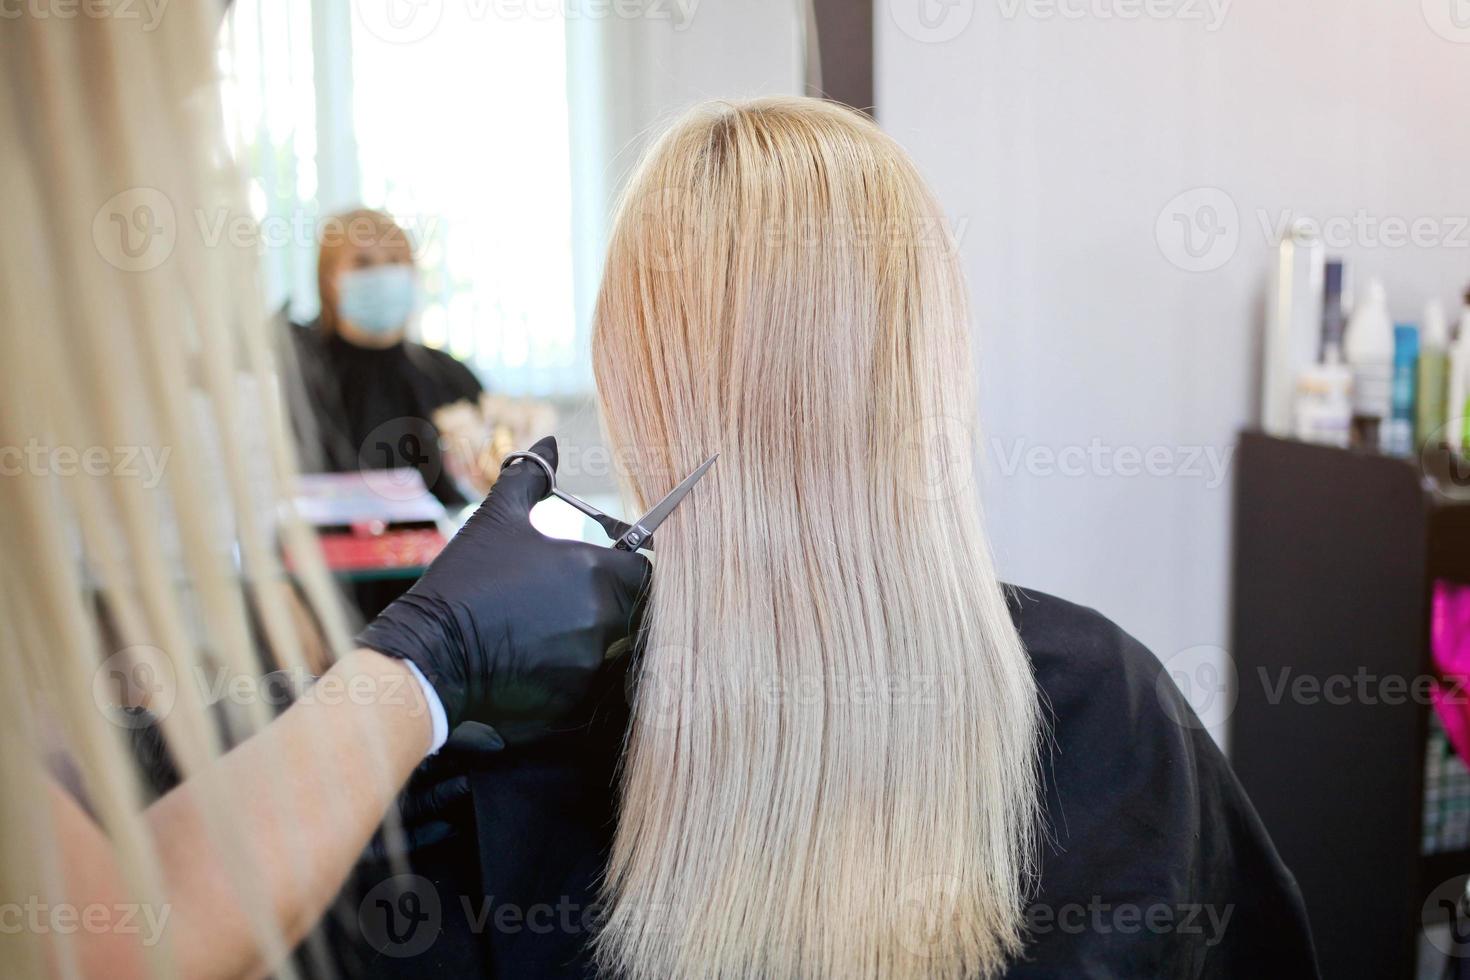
[
  {"x1": 551, "y1": 488, "x2": 615, "y2": 528},
  {"x1": 616, "y1": 453, "x2": 717, "y2": 551}
]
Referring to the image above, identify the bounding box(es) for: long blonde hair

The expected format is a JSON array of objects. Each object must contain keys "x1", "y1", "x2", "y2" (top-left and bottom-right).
[
  {"x1": 592, "y1": 98, "x2": 1042, "y2": 980},
  {"x1": 1, "y1": 9, "x2": 350, "y2": 977}
]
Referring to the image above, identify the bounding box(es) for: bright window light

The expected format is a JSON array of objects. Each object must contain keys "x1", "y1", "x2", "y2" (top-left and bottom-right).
[
  {"x1": 350, "y1": 8, "x2": 581, "y2": 396},
  {"x1": 219, "y1": 2, "x2": 583, "y2": 396}
]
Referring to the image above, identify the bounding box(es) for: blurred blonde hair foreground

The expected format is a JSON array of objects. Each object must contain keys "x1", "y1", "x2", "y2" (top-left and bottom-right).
[
  {"x1": 0, "y1": 10, "x2": 351, "y2": 978},
  {"x1": 593, "y1": 98, "x2": 1043, "y2": 979}
]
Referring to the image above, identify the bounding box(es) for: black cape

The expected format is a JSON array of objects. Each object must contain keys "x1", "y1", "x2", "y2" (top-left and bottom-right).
[
  {"x1": 287, "y1": 324, "x2": 483, "y2": 509},
  {"x1": 333, "y1": 587, "x2": 1323, "y2": 978}
]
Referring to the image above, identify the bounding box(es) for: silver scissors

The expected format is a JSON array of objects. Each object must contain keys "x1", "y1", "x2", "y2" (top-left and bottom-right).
[{"x1": 499, "y1": 450, "x2": 717, "y2": 553}]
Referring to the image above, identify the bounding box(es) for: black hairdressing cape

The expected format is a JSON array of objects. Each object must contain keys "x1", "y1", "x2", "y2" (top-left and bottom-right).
[
  {"x1": 287, "y1": 322, "x2": 483, "y2": 509},
  {"x1": 330, "y1": 587, "x2": 1322, "y2": 978}
]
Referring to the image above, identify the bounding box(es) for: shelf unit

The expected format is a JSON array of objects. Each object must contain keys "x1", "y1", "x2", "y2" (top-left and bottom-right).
[{"x1": 1230, "y1": 432, "x2": 1470, "y2": 979}]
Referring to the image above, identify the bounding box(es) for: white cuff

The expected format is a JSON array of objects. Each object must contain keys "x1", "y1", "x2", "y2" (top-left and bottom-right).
[{"x1": 402, "y1": 660, "x2": 450, "y2": 756}]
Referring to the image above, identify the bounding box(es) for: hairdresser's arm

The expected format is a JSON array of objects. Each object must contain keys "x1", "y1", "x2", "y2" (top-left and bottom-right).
[
  {"x1": 48, "y1": 648, "x2": 433, "y2": 980},
  {"x1": 48, "y1": 436, "x2": 648, "y2": 980}
]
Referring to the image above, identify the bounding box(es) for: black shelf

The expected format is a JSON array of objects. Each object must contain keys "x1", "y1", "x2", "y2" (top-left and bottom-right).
[{"x1": 1230, "y1": 432, "x2": 1470, "y2": 980}]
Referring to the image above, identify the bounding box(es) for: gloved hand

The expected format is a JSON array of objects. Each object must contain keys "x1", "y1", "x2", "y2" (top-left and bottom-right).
[
  {"x1": 363, "y1": 722, "x2": 504, "y2": 864},
  {"x1": 358, "y1": 436, "x2": 650, "y2": 747}
]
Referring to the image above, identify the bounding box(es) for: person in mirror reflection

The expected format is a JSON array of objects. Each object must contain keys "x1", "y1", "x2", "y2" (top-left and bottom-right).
[{"x1": 289, "y1": 208, "x2": 485, "y2": 511}]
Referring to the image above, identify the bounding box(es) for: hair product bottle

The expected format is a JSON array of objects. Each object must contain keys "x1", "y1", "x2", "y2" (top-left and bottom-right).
[
  {"x1": 1344, "y1": 279, "x2": 1394, "y2": 451},
  {"x1": 1385, "y1": 324, "x2": 1419, "y2": 457},
  {"x1": 1322, "y1": 260, "x2": 1348, "y2": 352},
  {"x1": 1293, "y1": 343, "x2": 1353, "y2": 448},
  {"x1": 1262, "y1": 226, "x2": 1325, "y2": 436},
  {"x1": 1418, "y1": 301, "x2": 1450, "y2": 451},
  {"x1": 1449, "y1": 301, "x2": 1470, "y2": 453}
]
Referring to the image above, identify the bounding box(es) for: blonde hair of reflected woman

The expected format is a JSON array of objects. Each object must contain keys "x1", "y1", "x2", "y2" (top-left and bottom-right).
[
  {"x1": 1, "y1": 10, "x2": 357, "y2": 978},
  {"x1": 592, "y1": 98, "x2": 1043, "y2": 980}
]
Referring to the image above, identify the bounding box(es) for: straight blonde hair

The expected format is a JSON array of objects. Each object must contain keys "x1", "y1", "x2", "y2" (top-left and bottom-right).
[
  {"x1": 1, "y1": 10, "x2": 352, "y2": 977},
  {"x1": 592, "y1": 98, "x2": 1043, "y2": 980}
]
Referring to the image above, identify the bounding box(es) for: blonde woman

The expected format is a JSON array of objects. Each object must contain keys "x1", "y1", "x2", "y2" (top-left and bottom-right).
[
  {"x1": 0, "y1": 10, "x2": 646, "y2": 980},
  {"x1": 290, "y1": 208, "x2": 486, "y2": 511},
  {"x1": 2, "y1": 9, "x2": 1315, "y2": 980},
  {"x1": 453, "y1": 99, "x2": 1321, "y2": 979}
]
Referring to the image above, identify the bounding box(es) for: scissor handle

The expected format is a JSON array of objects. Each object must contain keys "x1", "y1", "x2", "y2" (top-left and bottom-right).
[
  {"x1": 500, "y1": 449, "x2": 652, "y2": 550},
  {"x1": 500, "y1": 450, "x2": 557, "y2": 491}
]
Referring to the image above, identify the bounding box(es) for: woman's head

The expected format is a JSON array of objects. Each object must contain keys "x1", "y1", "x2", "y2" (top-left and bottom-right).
[
  {"x1": 592, "y1": 98, "x2": 1041, "y2": 980},
  {"x1": 316, "y1": 208, "x2": 418, "y2": 348},
  {"x1": 594, "y1": 98, "x2": 975, "y2": 514}
]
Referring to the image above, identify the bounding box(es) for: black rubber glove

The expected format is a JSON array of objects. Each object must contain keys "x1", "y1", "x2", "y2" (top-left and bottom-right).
[
  {"x1": 357, "y1": 436, "x2": 651, "y2": 747},
  {"x1": 363, "y1": 722, "x2": 503, "y2": 864}
]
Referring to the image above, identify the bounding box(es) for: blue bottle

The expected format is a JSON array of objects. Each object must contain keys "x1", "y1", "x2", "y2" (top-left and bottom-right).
[{"x1": 1386, "y1": 324, "x2": 1420, "y2": 456}]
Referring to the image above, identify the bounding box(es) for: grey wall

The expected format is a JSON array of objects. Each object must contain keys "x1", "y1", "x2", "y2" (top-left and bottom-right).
[
  {"x1": 876, "y1": 0, "x2": 1470, "y2": 744},
  {"x1": 561, "y1": 1, "x2": 807, "y2": 490}
]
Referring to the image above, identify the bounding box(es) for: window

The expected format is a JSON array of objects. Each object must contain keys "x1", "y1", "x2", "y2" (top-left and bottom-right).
[
  {"x1": 217, "y1": 0, "x2": 319, "y2": 325},
  {"x1": 219, "y1": 1, "x2": 584, "y2": 396}
]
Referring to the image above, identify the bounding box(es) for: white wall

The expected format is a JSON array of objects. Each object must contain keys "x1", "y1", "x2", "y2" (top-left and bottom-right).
[
  {"x1": 567, "y1": 0, "x2": 806, "y2": 279},
  {"x1": 558, "y1": 1, "x2": 806, "y2": 497},
  {"x1": 877, "y1": 0, "x2": 1470, "y2": 744}
]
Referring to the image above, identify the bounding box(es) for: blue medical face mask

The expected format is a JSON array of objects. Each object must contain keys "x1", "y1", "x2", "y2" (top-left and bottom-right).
[{"x1": 335, "y1": 264, "x2": 417, "y2": 335}]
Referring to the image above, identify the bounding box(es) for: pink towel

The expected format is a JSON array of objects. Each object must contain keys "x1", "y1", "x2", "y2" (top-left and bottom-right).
[{"x1": 1432, "y1": 580, "x2": 1470, "y2": 765}]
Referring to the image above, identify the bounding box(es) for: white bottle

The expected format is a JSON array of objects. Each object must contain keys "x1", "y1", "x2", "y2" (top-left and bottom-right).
[
  {"x1": 1343, "y1": 279, "x2": 1394, "y2": 450},
  {"x1": 1262, "y1": 225, "x2": 1324, "y2": 437},
  {"x1": 1293, "y1": 344, "x2": 1354, "y2": 448},
  {"x1": 1449, "y1": 309, "x2": 1470, "y2": 452}
]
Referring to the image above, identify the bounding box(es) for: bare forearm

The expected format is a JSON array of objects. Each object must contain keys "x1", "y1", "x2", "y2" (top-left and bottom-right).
[
  {"x1": 117, "y1": 649, "x2": 429, "y2": 979},
  {"x1": 45, "y1": 438, "x2": 645, "y2": 978}
]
